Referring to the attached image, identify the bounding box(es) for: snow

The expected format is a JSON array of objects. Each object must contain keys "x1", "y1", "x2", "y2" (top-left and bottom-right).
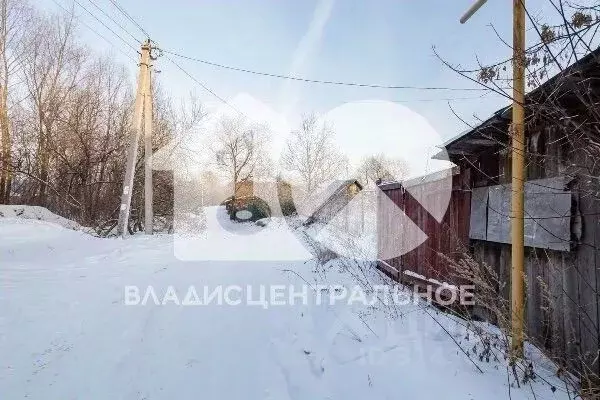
[
  {"x1": 174, "y1": 207, "x2": 312, "y2": 261},
  {"x1": 0, "y1": 206, "x2": 574, "y2": 399},
  {"x1": 0, "y1": 205, "x2": 81, "y2": 231},
  {"x1": 402, "y1": 270, "x2": 461, "y2": 292}
]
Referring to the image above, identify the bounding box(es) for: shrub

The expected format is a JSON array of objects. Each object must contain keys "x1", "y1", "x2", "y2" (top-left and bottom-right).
[
  {"x1": 279, "y1": 199, "x2": 297, "y2": 217},
  {"x1": 225, "y1": 196, "x2": 271, "y2": 222},
  {"x1": 245, "y1": 198, "x2": 271, "y2": 221}
]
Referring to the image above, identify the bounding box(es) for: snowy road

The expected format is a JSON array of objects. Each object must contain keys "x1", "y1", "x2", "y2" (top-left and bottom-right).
[{"x1": 0, "y1": 208, "x2": 572, "y2": 400}]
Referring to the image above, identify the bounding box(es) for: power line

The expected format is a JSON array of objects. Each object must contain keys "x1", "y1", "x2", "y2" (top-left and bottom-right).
[
  {"x1": 106, "y1": 0, "x2": 151, "y2": 39},
  {"x1": 164, "y1": 54, "x2": 246, "y2": 117},
  {"x1": 352, "y1": 95, "x2": 488, "y2": 103},
  {"x1": 101, "y1": 0, "x2": 241, "y2": 115},
  {"x1": 84, "y1": 0, "x2": 142, "y2": 45},
  {"x1": 99, "y1": 4, "x2": 477, "y2": 109},
  {"x1": 161, "y1": 49, "x2": 489, "y2": 92},
  {"x1": 100, "y1": 2, "x2": 490, "y2": 95},
  {"x1": 71, "y1": 0, "x2": 140, "y2": 54},
  {"x1": 50, "y1": 0, "x2": 137, "y2": 62}
]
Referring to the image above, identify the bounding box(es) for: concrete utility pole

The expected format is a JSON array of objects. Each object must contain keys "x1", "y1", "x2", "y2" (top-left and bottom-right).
[
  {"x1": 117, "y1": 39, "x2": 152, "y2": 238},
  {"x1": 460, "y1": 0, "x2": 526, "y2": 358},
  {"x1": 144, "y1": 69, "x2": 154, "y2": 235}
]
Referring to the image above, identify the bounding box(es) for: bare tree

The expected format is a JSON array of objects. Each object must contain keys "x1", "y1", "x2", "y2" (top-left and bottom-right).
[
  {"x1": 0, "y1": 0, "x2": 33, "y2": 203},
  {"x1": 0, "y1": 1, "x2": 194, "y2": 231},
  {"x1": 212, "y1": 115, "x2": 271, "y2": 198},
  {"x1": 356, "y1": 153, "x2": 409, "y2": 186},
  {"x1": 22, "y1": 11, "x2": 84, "y2": 205},
  {"x1": 281, "y1": 113, "x2": 346, "y2": 194},
  {"x1": 197, "y1": 170, "x2": 224, "y2": 206}
]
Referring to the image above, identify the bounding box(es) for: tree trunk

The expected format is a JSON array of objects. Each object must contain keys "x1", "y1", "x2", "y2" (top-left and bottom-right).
[
  {"x1": 36, "y1": 117, "x2": 49, "y2": 206},
  {"x1": 0, "y1": 98, "x2": 10, "y2": 204},
  {"x1": 0, "y1": 1, "x2": 10, "y2": 204}
]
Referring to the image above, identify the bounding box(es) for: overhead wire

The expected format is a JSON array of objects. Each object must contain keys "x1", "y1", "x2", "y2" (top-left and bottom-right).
[
  {"x1": 84, "y1": 0, "x2": 142, "y2": 45},
  {"x1": 161, "y1": 49, "x2": 489, "y2": 92},
  {"x1": 164, "y1": 54, "x2": 246, "y2": 116},
  {"x1": 106, "y1": 0, "x2": 151, "y2": 39},
  {"x1": 102, "y1": 0, "x2": 244, "y2": 115},
  {"x1": 49, "y1": 0, "x2": 137, "y2": 62},
  {"x1": 71, "y1": 0, "x2": 140, "y2": 54},
  {"x1": 86, "y1": 1, "x2": 490, "y2": 109},
  {"x1": 64, "y1": 0, "x2": 236, "y2": 115},
  {"x1": 351, "y1": 94, "x2": 489, "y2": 103}
]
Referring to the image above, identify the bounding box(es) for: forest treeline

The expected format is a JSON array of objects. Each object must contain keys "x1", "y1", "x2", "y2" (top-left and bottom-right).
[{"x1": 0, "y1": 0, "x2": 177, "y2": 232}]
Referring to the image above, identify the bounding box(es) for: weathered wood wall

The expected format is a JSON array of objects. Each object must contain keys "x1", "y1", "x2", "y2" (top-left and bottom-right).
[
  {"x1": 465, "y1": 125, "x2": 600, "y2": 380},
  {"x1": 376, "y1": 124, "x2": 600, "y2": 383}
]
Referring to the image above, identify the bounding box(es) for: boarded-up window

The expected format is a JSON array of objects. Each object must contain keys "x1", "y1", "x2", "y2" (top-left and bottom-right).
[{"x1": 469, "y1": 176, "x2": 572, "y2": 251}]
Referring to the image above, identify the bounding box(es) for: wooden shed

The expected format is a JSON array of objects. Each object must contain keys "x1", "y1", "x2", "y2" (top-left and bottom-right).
[
  {"x1": 377, "y1": 48, "x2": 600, "y2": 384},
  {"x1": 305, "y1": 179, "x2": 363, "y2": 226}
]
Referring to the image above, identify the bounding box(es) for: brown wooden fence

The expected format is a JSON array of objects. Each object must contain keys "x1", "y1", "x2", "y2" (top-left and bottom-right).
[{"x1": 377, "y1": 169, "x2": 471, "y2": 283}]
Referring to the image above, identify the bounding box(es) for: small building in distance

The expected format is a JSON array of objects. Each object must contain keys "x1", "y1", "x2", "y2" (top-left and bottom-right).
[
  {"x1": 222, "y1": 178, "x2": 297, "y2": 218},
  {"x1": 304, "y1": 179, "x2": 363, "y2": 226}
]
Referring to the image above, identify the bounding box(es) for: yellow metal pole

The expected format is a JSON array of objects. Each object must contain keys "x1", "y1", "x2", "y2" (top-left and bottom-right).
[
  {"x1": 511, "y1": 0, "x2": 526, "y2": 358},
  {"x1": 458, "y1": 0, "x2": 526, "y2": 361}
]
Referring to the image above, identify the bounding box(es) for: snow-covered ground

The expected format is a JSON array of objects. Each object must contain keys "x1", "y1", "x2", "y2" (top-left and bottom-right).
[
  {"x1": 0, "y1": 207, "x2": 574, "y2": 399},
  {"x1": 0, "y1": 205, "x2": 81, "y2": 231}
]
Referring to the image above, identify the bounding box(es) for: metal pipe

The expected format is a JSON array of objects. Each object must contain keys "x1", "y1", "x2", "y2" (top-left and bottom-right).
[
  {"x1": 511, "y1": 0, "x2": 526, "y2": 359},
  {"x1": 460, "y1": 0, "x2": 488, "y2": 23},
  {"x1": 458, "y1": 0, "x2": 527, "y2": 359}
]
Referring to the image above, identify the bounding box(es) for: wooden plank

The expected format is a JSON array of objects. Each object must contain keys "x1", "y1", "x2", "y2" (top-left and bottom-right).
[
  {"x1": 525, "y1": 248, "x2": 557, "y2": 350},
  {"x1": 574, "y1": 184, "x2": 600, "y2": 381},
  {"x1": 401, "y1": 270, "x2": 474, "y2": 308},
  {"x1": 539, "y1": 249, "x2": 552, "y2": 349},
  {"x1": 594, "y1": 211, "x2": 600, "y2": 384},
  {"x1": 377, "y1": 259, "x2": 399, "y2": 281},
  {"x1": 562, "y1": 251, "x2": 581, "y2": 373},
  {"x1": 548, "y1": 248, "x2": 566, "y2": 362},
  {"x1": 526, "y1": 248, "x2": 543, "y2": 347}
]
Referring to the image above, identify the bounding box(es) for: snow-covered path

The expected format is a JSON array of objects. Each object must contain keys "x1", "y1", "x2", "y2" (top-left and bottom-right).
[{"x1": 0, "y1": 209, "x2": 572, "y2": 400}]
